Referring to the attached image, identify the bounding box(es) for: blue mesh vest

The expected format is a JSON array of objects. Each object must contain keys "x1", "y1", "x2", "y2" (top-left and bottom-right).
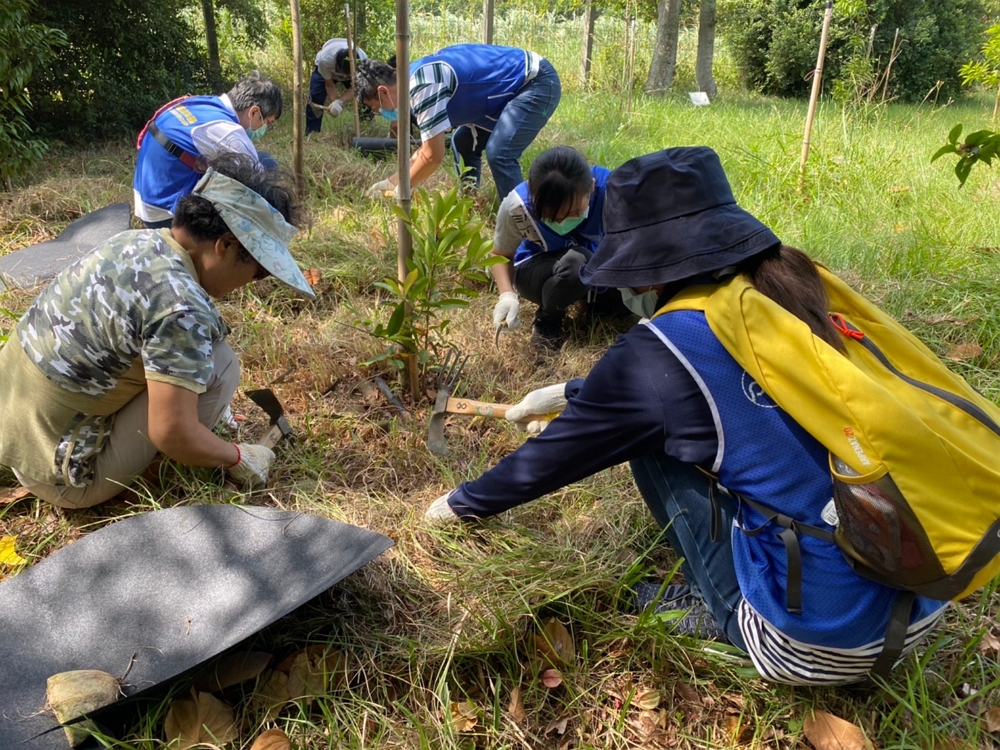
[
  {"x1": 646, "y1": 310, "x2": 943, "y2": 648},
  {"x1": 133, "y1": 96, "x2": 241, "y2": 216},
  {"x1": 411, "y1": 45, "x2": 533, "y2": 131},
  {"x1": 511, "y1": 166, "x2": 610, "y2": 266}
]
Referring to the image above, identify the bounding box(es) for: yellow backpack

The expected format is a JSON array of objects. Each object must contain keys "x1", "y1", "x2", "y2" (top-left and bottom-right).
[{"x1": 659, "y1": 265, "x2": 1000, "y2": 602}]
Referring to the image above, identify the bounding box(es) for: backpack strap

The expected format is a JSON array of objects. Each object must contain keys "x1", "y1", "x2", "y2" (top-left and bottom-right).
[
  {"x1": 145, "y1": 121, "x2": 205, "y2": 172},
  {"x1": 870, "y1": 590, "x2": 916, "y2": 680},
  {"x1": 717, "y1": 480, "x2": 835, "y2": 615}
]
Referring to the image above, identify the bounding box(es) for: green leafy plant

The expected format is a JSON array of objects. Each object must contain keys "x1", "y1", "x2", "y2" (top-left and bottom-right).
[
  {"x1": 960, "y1": 23, "x2": 1000, "y2": 121},
  {"x1": 0, "y1": 306, "x2": 20, "y2": 345},
  {"x1": 932, "y1": 123, "x2": 1000, "y2": 186},
  {"x1": 362, "y1": 186, "x2": 502, "y2": 388}
]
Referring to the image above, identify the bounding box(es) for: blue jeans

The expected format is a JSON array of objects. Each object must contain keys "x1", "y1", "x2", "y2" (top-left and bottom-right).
[
  {"x1": 630, "y1": 453, "x2": 747, "y2": 650},
  {"x1": 452, "y1": 58, "x2": 561, "y2": 202},
  {"x1": 306, "y1": 67, "x2": 328, "y2": 134}
]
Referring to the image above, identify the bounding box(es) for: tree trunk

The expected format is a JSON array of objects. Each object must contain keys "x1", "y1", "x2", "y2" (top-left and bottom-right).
[
  {"x1": 581, "y1": 0, "x2": 597, "y2": 86},
  {"x1": 695, "y1": 0, "x2": 717, "y2": 98},
  {"x1": 201, "y1": 0, "x2": 223, "y2": 93},
  {"x1": 645, "y1": 0, "x2": 681, "y2": 94}
]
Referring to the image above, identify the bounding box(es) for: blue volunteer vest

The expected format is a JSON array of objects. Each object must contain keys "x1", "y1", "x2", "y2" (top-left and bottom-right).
[
  {"x1": 511, "y1": 166, "x2": 610, "y2": 266},
  {"x1": 647, "y1": 310, "x2": 943, "y2": 648},
  {"x1": 412, "y1": 45, "x2": 533, "y2": 132},
  {"x1": 133, "y1": 96, "x2": 242, "y2": 215}
]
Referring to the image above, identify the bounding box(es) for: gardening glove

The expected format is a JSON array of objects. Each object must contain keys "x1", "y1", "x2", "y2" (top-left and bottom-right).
[
  {"x1": 227, "y1": 443, "x2": 275, "y2": 488},
  {"x1": 424, "y1": 489, "x2": 462, "y2": 525},
  {"x1": 366, "y1": 178, "x2": 396, "y2": 200},
  {"x1": 328, "y1": 99, "x2": 344, "y2": 117},
  {"x1": 505, "y1": 383, "x2": 567, "y2": 435},
  {"x1": 492, "y1": 291, "x2": 522, "y2": 330}
]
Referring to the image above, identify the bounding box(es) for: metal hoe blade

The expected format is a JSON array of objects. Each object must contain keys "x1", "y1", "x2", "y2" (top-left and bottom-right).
[{"x1": 427, "y1": 348, "x2": 469, "y2": 456}]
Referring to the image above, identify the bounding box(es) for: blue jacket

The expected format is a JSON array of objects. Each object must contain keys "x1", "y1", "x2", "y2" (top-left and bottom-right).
[
  {"x1": 411, "y1": 45, "x2": 537, "y2": 132},
  {"x1": 133, "y1": 96, "x2": 252, "y2": 221},
  {"x1": 511, "y1": 166, "x2": 610, "y2": 265}
]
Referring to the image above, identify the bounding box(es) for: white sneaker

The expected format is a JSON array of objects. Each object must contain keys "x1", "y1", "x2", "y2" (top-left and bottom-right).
[{"x1": 424, "y1": 491, "x2": 461, "y2": 525}]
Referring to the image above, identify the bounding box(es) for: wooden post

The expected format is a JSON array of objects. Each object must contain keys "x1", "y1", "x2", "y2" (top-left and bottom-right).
[
  {"x1": 344, "y1": 3, "x2": 362, "y2": 139},
  {"x1": 626, "y1": 14, "x2": 637, "y2": 115},
  {"x1": 799, "y1": 0, "x2": 833, "y2": 188},
  {"x1": 582, "y1": 0, "x2": 596, "y2": 86},
  {"x1": 483, "y1": 0, "x2": 495, "y2": 45},
  {"x1": 395, "y1": 0, "x2": 418, "y2": 397},
  {"x1": 290, "y1": 0, "x2": 304, "y2": 191}
]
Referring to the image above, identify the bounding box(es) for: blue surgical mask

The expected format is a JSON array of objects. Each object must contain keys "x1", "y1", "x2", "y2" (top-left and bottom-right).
[
  {"x1": 542, "y1": 206, "x2": 589, "y2": 236},
  {"x1": 620, "y1": 288, "x2": 660, "y2": 319},
  {"x1": 379, "y1": 107, "x2": 399, "y2": 122},
  {"x1": 246, "y1": 123, "x2": 268, "y2": 142}
]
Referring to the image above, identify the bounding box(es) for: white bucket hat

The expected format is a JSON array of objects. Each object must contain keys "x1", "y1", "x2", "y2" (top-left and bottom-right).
[{"x1": 193, "y1": 168, "x2": 315, "y2": 299}]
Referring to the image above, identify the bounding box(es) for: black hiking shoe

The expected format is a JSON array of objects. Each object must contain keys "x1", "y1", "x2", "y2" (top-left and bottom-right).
[
  {"x1": 530, "y1": 312, "x2": 565, "y2": 352},
  {"x1": 633, "y1": 582, "x2": 729, "y2": 642}
]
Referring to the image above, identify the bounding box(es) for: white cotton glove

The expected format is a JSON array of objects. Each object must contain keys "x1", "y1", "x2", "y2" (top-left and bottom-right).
[
  {"x1": 328, "y1": 99, "x2": 344, "y2": 117},
  {"x1": 366, "y1": 178, "x2": 396, "y2": 200},
  {"x1": 504, "y1": 383, "x2": 567, "y2": 434},
  {"x1": 227, "y1": 443, "x2": 275, "y2": 488},
  {"x1": 424, "y1": 490, "x2": 461, "y2": 525},
  {"x1": 492, "y1": 291, "x2": 522, "y2": 330}
]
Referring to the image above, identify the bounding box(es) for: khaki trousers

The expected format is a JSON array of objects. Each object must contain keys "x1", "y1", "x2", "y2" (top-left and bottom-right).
[{"x1": 15, "y1": 342, "x2": 240, "y2": 509}]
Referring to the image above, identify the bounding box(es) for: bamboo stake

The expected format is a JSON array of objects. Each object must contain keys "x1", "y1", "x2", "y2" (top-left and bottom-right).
[
  {"x1": 290, "y1": 0, "x2": 304, "y2": 192},
  {"x1": 799, "y1": 0, "x2": 833, "y2": 189},
  {"x1": 394, "y1": 0, "x2": 417, "y2": 397},
  {"x1": 483, "y1": 0, "x2": 495, "y2": 45},
  {"x1": 344, "y1": 3, "x2": 362, "y2": 140},
  {"x1": 627, "y1": 13, "x2": 637, "y2": 116}
]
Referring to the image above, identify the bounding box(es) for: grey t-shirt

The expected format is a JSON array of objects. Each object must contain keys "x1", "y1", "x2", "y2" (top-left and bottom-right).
[
  {"x1": 493, "y1": 190, "x2": 544, "y2": 257},
  {"x1": 314, "y1": 38, "x2": 367, "y2": 80}
]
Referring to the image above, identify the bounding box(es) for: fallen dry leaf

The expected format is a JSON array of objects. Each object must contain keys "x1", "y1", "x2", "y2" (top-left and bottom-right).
[
  {"x1": 977, "y1": 630, "x2": 1000, "y2": 656},
  {"x1": 0, "y1": 487, "x2": 30, "y2": 506},
  {"x1": 285, "y1": 646, "x2": 347, "y2": 704},
  {"x1": 508, "y1": 685, "x2": 526, "y2": 723},
  {"x1": 545, "y1": 715, "x2": 569, "y2": 735},
  {"x1": 303, "y1": 267, "x2": 322, "y2": 286},
  {"x1": 535, "y1": 618, "x2": 575, "y2": 666},
  {"x1": 164, "y1": 690, "x2": 238, "y2": 749},
  {"x1": 448, "y1": 701, "x2": 478, "y2": 732},
  {"x1": 541, "y1": 668, "x2": 563, "y2": 689},
  {"x1": 674, "y1": 681, "x2": 701, "y2": 705},
  {"x1": 635, "y1": 688, "x2": 662, "y2": 710},
  {"x1": 46, "y1": 670, "x2": 121, "y2": 747},
  {"x1": 369, "y1": 229, "x2": 389, "y2": 250},
  {"x1": 193, "y1": 650, "x2": 272, "y2": 693},
  {"x1": 0, "y1": 536, "x2": 25, "y2": 566},
  {"x1": 946, "y1": 342, "x2": 982, "y2": 361},
  {"x1": 983, "y1": 706, "x2": 1000, "y2": 733},
  {"x1": 329, "y1": 206, "x2": 351, "y2": 222},
  {"x1": 250, "y1": 669, "x2": 289, "y2": 722},
  {"x1": 250, "y1": 728, "x2": 291, "y2": 750},
  {"x1": 803, "y1": 709, "x2": 871, "y2": 750}
]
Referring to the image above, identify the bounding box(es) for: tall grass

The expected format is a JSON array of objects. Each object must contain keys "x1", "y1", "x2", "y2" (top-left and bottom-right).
[{"x1": 1, "y1": 13, "x2": 1000, "y2": 750}]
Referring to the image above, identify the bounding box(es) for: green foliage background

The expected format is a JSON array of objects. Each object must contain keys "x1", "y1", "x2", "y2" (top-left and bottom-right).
[{"x1": 723, "y1": 0, "x2": 986, "y2": 103}]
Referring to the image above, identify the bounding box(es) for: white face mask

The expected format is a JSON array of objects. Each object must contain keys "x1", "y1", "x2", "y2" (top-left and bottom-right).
[{"x1": 619, "y1": 288, "x2": 661, "y2": 318}]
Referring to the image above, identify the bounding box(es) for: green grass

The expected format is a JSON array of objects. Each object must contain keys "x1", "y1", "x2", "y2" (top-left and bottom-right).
[{"x1": 2, "y1": 20, "x2": 1000, "y2": 750}]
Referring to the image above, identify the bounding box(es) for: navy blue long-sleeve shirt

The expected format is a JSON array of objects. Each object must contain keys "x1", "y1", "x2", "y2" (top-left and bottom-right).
[{"x1": 448, "y1": 323, "x2": 719, "y2": 517}]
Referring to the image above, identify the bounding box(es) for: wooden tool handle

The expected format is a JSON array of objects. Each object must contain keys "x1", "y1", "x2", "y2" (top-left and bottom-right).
[
  {"x1": 443, "y1": 398, "x2": 556, "y2": 422},
  {"x1": 444, "y1": 397, "x2": 511, "y2": 419}
]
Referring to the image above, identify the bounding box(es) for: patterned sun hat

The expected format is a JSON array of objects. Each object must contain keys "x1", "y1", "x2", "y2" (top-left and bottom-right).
[{"x1": 193, "y1": 168, "x2": 315, "y2": 299}]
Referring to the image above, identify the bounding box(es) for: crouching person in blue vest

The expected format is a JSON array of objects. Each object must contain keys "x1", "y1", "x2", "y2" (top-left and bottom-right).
[
  {"x1": 423, "y1": 147, "x2": 948, "y2": 685},
  {"x1": 354, "y1": 45, "x2": 561, "y2": 203},
  {"x1": 491, "y1": 146, "x2": 629, "y2": 351},
  {"x1": 134, "y1": 71, "x2": 283, "y2": 229}
]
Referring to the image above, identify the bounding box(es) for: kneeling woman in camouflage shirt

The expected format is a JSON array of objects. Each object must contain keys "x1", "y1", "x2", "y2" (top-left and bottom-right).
[{"x1": 0, "y1": 154, "x2": 315, "y2": 508}]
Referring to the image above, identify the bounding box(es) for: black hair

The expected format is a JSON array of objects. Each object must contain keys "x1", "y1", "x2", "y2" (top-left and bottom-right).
[
  {"x1": 227, "y1": 70, "x2": 283, "y2": 120},
  {"x1": 173, "y1": 153, "x2": 301, "y2": 244},
  {"x1": 331, "y1": 48, "x2": 358, "y2": 84},
  {"x1": 739, "y1": 245, "x2": 846, "y2": 354},
  {"x1": 354, "y1": 59, "x2": 396, "y2": 104},
  {"x1": 528, "y1": 146, "x2": 592, "y2": 220}
]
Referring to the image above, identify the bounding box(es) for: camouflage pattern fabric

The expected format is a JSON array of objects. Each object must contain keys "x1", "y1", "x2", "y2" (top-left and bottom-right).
[{"x1": 5, "y1": 229, "x2": 227, "y2": 486}]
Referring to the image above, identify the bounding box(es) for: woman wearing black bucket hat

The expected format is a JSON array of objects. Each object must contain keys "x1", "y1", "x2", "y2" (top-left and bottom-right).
[{"x1": 422, "y1": 147, "x2": 947, "y2": 686}]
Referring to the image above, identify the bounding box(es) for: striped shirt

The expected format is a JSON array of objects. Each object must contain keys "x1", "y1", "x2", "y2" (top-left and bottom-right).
[
  {"x1": 410, "y1": 62, "x2": 458, "y2": 142},
  {"x1": 738, "y1": 599, "x2": 947, "y2": 685}
]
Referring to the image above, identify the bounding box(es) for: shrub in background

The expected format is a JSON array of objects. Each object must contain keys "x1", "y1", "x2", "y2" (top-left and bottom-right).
[
  {"x1": 722, "y1": 0, "x2": 984, "y2": 103},
  {"x1": 0, "y1": 0, "x2": 65, "y2": 188}
]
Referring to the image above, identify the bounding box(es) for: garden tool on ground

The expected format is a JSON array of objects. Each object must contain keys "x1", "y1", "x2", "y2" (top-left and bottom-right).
[
  {"x1": 426, "y1": 349, "x2": 559, "y2": 456},
  {"x1": 246, "y1": 389, "x2": 295, "y2": 449}
]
